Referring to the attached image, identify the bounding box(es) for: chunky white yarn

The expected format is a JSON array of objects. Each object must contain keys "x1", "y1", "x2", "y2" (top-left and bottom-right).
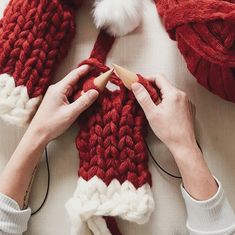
[
  {"x1": 0, "y1": 74, "x2": 41, "y2": 126},
  {"x1": 93, "y1": 0, "x2": 143, "y2": 37},
  {"x1": 65, "y1": 176, "x2": 154, "y2": 235},
  {"x1": 88, "y1": 217, "x2": 112, "y2": 235}
]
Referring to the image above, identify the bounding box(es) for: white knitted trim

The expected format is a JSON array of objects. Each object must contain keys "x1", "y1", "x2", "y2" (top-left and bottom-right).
[
  {"x1": 65, "y1": 176, "x2": 155, "y2": 235},
  {"x1": 0, "y1": 73, "x2": 42, "y2": 126}
]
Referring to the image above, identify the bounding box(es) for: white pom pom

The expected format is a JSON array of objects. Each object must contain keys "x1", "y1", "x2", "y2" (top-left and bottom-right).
[{"x1": 93, "y1": 0, "x2": 143, "y2": 37}]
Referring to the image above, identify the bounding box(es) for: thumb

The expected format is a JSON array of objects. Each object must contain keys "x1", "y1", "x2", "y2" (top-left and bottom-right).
[
  {"x1": 69, "y1": 89, "x2": 99, "y2": 117},
  {"x1": 132, "y1": 82, "x2": 156, "y2": 115}
]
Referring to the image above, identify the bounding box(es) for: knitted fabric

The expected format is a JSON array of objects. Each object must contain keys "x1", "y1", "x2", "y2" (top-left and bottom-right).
[
  {"x1": 155, "y1": 0, "x2": 235, "y2": 103},
  {"x1": 66, "y1": 31, "x2": 158, "y2": 235},
  {"x1": 0, "y1": 0, "x2": 75, "y2": 125}
]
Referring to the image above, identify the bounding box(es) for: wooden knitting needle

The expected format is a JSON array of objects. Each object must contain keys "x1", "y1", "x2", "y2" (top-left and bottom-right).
[
  {"x1": 93, "y1": 68, "x2": 114, "y2": 91},
  {"x1": 113, "y1": 64, "x2": 138, "y2": 90},
  {"x1": 113, "y1": 64, "x2": 162, "y2": 105}
]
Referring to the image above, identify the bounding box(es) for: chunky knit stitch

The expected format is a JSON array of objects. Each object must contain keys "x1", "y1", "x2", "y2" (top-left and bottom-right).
[
  {"x1": 155, "y1": 0, "x2": 235, "y2": 103},
  {"x1": 66, "y1": 31, "x2": 158, "y2": 235},
  {"x1": 76, "y1": 71, "x2": 157, "y2": 189},
  {"x1": 0, "y1": 0, "x2": 75, "y2": 125}
]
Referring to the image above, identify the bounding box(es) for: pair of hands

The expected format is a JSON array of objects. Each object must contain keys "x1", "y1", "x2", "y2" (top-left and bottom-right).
[
  {"x1": 28, "y1": 65, "x2": 219, "y2": 201},
  {"x1": 0, "y1": 65, "x2": 216, "y2": 208},
  {"x1": 28, "y1": 65, "x2": 197, "y2": 158}
]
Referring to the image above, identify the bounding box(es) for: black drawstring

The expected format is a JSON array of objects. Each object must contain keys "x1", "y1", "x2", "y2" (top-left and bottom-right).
[
  {"x1": 31, "y1": 147, "x2": 50, "y2": 216},
  {"x1": 146, "y1": 141, "x2": 202, "y2": 179}
]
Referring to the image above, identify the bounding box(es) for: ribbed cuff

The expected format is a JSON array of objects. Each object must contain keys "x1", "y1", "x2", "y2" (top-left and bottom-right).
[
  {"x1": 181, "y1": 178, "x2": 235, "y2": 234},
  {"x1": 0, "y1": 193, "x2": 31, "y2": 234}
]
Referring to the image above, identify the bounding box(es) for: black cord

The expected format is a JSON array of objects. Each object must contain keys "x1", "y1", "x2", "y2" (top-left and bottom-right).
[
  {"x1": 31, "y1": 147, "x2": 50, "y2": 216},
  {"x1": 146, "y1": 141, "x2": 202, "y2": 179},
  {"x1": 146, "y1": 143, "x2": 182, "y2": 179},
  {"x1": 197, "y1": 141, "x2": 202, "y2": 152}
]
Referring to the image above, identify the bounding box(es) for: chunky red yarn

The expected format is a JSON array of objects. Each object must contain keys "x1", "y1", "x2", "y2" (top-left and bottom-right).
[
  {"x1": 155, "y1": 0, "x2": 235, "y2": 102},
  {"x1": 75, "y1": 31, "x2": 158, "y2": 189},
  {"x1": 77, "y1": 74, "x2": 156, "y2": 187},
  {"x1": 72, "y1": 31, "x2": 158, "y2": 234},
  {"x1": 0, "y1": 0, "x2": 75, "y2": 98}
]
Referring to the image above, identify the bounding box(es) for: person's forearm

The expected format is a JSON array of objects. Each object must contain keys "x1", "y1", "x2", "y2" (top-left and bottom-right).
[
  {"x1": 0, "y1": 66, "x2": 98, "y2": 210},
  {"x1": 0, "y1": 127, "x2": 47, "y2": 209},
  {"x1": 171, "y1": 143, "x2": 218, "y2": 201}
]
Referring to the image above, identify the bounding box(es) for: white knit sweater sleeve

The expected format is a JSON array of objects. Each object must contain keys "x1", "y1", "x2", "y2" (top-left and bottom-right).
[
  {"x1": 181, "y1": 179, "x2": 235, "y2": 235},
  {"x1": 0, "y1": 193, "x2": 31, "y2": 235}
]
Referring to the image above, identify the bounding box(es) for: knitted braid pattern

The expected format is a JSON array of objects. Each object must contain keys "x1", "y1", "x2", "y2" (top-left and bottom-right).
[
  {"x1": 0, "y1": 0, "x2": 75, "y2": 125},
  {"x1": 66, "y1": 31, "x2": 158, "y2": 235},
  {"x1": 66, "y1": 66, "x2": 157, "y2": 234},
  {"x1": 77, "y1": 71, "x2": 157, "y2": 188},
  {"x1": 156, "y1": 0, "x2": 235, "y2": 102}
]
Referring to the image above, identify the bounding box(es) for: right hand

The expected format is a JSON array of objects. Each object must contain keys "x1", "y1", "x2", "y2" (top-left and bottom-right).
[
  {"x1": 132, "y1": 75, "x2": 219, "y2": 201},
  {"x1": 131, "y1": 75, "x2": 197, "y2": 156}
]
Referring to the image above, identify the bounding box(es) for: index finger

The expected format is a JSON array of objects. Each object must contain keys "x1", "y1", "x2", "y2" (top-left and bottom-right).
[
  {"x1": 146, "y1": 74, "x2": 175, "y2": 96},
  {"x1": 58, "y1": 65, "x2": 90, "y2": 87}
]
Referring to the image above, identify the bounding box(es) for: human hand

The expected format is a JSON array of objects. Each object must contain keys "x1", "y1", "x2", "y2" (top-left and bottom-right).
[
  {"x1": 0, "y1": 66, "x2": 99, "y2": 208},
  {"x1": 132, "y1": 75, "x2": 197, "y2": 157},
  {"x1": 132, "y1": 75, "x2": 218, "y2": 200},
  {"x1": 27, "y1": 65, "x2": 99, "y2": 145}
]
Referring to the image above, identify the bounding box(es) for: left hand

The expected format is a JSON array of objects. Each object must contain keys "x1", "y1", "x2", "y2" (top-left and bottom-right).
[
  {"x1": 28, "y1": 65, "x2": 99, "y2": 145},
  {"x1": 132, "y1": 75, "x2": 197, "y2": 156}
]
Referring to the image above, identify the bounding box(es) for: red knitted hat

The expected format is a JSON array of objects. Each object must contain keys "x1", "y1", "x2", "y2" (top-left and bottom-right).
[
  {"x1": 0, "y1": 0, "x2": 145, "y2": 126},
  {"x1": 155, "y1": 0, "x2": 235, "y2": 103},
  {"x1": 0, "y1": 0, "x2": 76, "y2": 125},
  {"x1": 65, "y1": 31, "x2": 158, "y2": 234}
]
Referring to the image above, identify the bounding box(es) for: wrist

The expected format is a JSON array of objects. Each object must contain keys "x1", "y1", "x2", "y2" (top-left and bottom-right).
[
  {"x1": 170, "y1": 142, "x2": 217, "y2": 200},
  {"x1": 24, "y1": 125, "x2": 49, "y2": 149},
  {"x1": 169, "y1": 141, "x2": 202, "y2": 162}
]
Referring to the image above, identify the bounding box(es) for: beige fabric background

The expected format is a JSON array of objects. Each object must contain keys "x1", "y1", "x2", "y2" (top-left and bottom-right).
[{"x1": 0, "y1": 0, "x2": 235, "y2": 234}]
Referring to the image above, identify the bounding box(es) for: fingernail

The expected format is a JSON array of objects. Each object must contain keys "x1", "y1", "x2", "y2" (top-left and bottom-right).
[
  {"x1": 86, "y1": 89, "x2": 99, "y2": 100},
  {"x1": 131, "y1": 82, "x2": 142, "y2": 92}
]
